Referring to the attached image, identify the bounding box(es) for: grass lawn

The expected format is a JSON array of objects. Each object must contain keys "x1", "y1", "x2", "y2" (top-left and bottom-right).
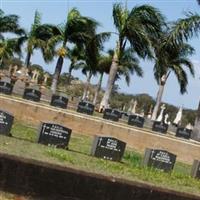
[{"x1": 0, "y1": 120, "x2": 199, "y2": 196}]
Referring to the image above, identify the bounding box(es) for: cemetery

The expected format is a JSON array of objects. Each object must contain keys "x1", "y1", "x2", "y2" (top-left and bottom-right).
[{"x1": 1, "y1": 1, "x2": 200, "y2": 199}]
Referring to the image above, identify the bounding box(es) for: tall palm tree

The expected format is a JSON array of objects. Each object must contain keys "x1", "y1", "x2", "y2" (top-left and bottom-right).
[
  {"x1": 0, "y1": 37, "x2": 23, "y2": 67},
  {"x1": 0, "y1": 9, "x2": 24, "y2": 39},
  {"x1": 151, "y1": 33, "x2": 195, "y2": 120},
  {"x1": 50, "y1": 8, "x2": 98, "y2": 94},
  {"x1": 80, "y1": 32, "x2": 110, "y2": 100},
  {"x1": 24, "y1": 10, "x2": 61, "y2": 68},
  {"x1": 93, "y1": 48, "x2": 143, "y2": 105},
  {"x1": 99, "y1": 3, "x2": 165, "y2": 109}
]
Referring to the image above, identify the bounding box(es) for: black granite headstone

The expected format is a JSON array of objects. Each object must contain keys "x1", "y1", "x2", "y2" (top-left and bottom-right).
[
  {"x1": 0, "y1": 110, "x2": 14, "y2": 136},
  {"x1": 128, "y1": 114, "x2": 145, "y2": 128},
  {"x1": 176, "y1": 127, "x2": 192, "y2": 140},
  {"x1": 103, "y1": 109, "x2": 120, "y2": 122},
  {"x1": 50, "y1": 95, "x2": 68, "y2": 109},
  {"x1": 152, "y1": 121, "x2": 168, "y2": 134},
  {"x1": 0, "y1": 81, "x2": 13, "y2": 95},
  {"x1": 91, "y1": 136, "x2": 126, "y2": 162},
  {"x1": 143, "y1": 148, "x2": 176, "y2": 172},
  {"x1": 191, "y1": 160, "x2": 200, "y2": 179},
  {"x1": 77, "y1": 101, "x2": 94, "y2": 115},
  {"x1": 38, "y1": 122, "x2": 72, "y2": 149},
  {"x1": 23, "y1": 88, "x2": 41, "y2": 102}
]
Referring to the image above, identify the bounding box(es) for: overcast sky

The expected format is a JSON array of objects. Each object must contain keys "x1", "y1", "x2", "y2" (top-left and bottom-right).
[{"x1": 1, "y1": 0, "x2": 200, "y2": 109}]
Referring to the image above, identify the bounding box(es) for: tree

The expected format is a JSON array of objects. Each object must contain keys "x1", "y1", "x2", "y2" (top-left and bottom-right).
[
  {"x1": 99, "y1": 3, "x2": 165, "y2": 109},
  {"x1": 93, "y1": 48, "x2": 143, "y2": 105},
  {"x1": 50, "y1": 8, "x2": 98, "y2": 94},
  {"x1": 151, "y1": 33, "x2": 195, "y2": 120},
  {"x1": 0, "y1": 38, "x2": 23, "y2": 68},
  {"x1": 0, "y1": 9, "x2": 24, "y2": 39},
  {"x1": 24, "y1": 10, "x2": 61, "y2": 68}
]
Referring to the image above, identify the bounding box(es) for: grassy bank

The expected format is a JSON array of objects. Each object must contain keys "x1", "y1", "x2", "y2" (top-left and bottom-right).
[{"x1": 0, "y1": 120, "x2": 199, "y2": 196}]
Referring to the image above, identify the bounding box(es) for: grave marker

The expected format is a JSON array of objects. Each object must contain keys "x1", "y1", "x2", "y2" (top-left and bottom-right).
[
  {"x1": 23, "y1": 88, "x2": 41, "y2": 102},
  {"x1": 38, "y1": 122, "x2": 72, "y2": 149},
  {"x1": 77, "y1": 101, "x2": 94, "y2": 115},
  {"x1": 143, "y1": 148, "x2": 176, "y2": 172},
  {"x1": 152, "y1": 121, "x2": 168, "y2": 134},
  {"x1": 176, "y1": 127, "x2": 192, "y2": 140},
  {"x1": 91, "y1": 136, "x2": 126, "y2": 162},
  {"x1": 191, "y1": 160, "x2": 200, "y2": 179},
  {"x1": 0, "y1": 81, "x2": 13, "y2": 95},
  {"x1": 50, "y1": 95, "x2": 68, "y2": 109},
  {"x1": 103, "y1": 109, "x2": 120, "y2": 122},
  {"x1": 128, "y1": 114, "x2": 145, "y2": 128},
  {"x1": 0, "y1": 110, "x2": 14, "y2": 136}
]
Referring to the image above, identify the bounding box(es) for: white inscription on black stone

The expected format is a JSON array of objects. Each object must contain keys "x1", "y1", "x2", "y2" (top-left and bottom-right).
[
  {"x1": 176, "y1": 127, "x2": 192, "y2": 139},
  {"x1": 0, "y1": 110, "x2": 14, "y2": 136},
  {"x1": 152, "y1": 121, "x2": 168, "y2": 134},
  {"x1": 50, "y1": 95, "x2": 68, "y2": 109},
  {"x1": 128, "y1": 114, "x2": 145, "y2": 128},
  {"x1": 103, "y1": 109, "x2": 120, "y2": 122},
  {"x1": 0, "y1": 81, "x2": 13, "y2": 95},
  {"x1": 23, "y1": 88, "x2": 41, "y2": 102},
  {"x1": 77, "y1": 101, "x2": 94, "y2": 115},
  {"x1": 91, "y1": 136, "x2": 126, "y2": 161},
  {"x1": 143, "y1": 148, "x2": 176, "y2": 172},
  {"x1": 38, "y1": 123, "x2": 72, "y2": 149}
]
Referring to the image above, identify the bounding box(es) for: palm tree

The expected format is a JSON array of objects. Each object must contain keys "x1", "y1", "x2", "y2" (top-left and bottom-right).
[
  {"x1": 0, "y1": 38, "x2": 23, "y2": 67},
  {"x1": 79, "y1": 32, "x2": 110, "y2": 100},
  {"x1": 24, "y1": 10, "x2": 61, "y2": 68},
  {"x1": 50, "y1": 8, "x2": 98, "y2": 94},
  {"x1": 93, "y1": 48, "x2": 143, "y2": 106},
  {"x1": 0, "y1": 9, "x2": 24, "y2": 39},
  {"x1": 66, "y1": 45, "x2": 85, "y2": 85},
  {"x1": 99, "y1": 3, "x2": 165, "y2": 109},
  {"x1": 151, "y1": 33, "x2": 195, "y2": 120}
]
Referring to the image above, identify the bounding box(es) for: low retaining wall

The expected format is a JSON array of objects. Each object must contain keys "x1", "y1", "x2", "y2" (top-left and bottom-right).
[
  {"x1": 0, "y1": 95, "x2": 200, "y2": 164},
  {"x1": 0, "y1": 153, "x2": 199, "y2": 200}
]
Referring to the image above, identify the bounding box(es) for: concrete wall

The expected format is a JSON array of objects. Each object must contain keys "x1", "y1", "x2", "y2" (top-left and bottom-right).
[
  {"x1": 0, "y1": 95, "x2": 200, "y2": 164},
  {"x1": 0, "y1": 153, "x2": 199, "y2": 200}
]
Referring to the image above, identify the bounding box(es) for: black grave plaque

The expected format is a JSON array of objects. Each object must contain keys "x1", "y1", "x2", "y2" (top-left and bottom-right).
[
  {"x1": 23, "y1": 88, "x2": 41, "y2": 102},
  {"x1": 77, "y1": 101, "x2": 94, "y2": 115},
  {"x1": 0, "y1": 110, "x2": 14, "y2": 135},
  {"x1": 50, "y1": 95, "x2": 68, "y2": 109},
  {"x1": 191, "y1": 160, "x2": 200, "y2": 179},
  {"x1": 103, "y1": 109, "x2": 120, "y2": 122},
  {"x1": 176, "y1": 127, "x2": 192, "y2": 140},
  {"x1": 91, "y1": 136, "x2": 126, "y2": 162},
  {"x1": 152, "y1": 121, "x2": 168, "y2": 134},
  {"x1": 0, "y1": 81, "x2": 13, "y2": 95},
  {"x1": 38, "y1": 122, "x2": 72, "y2": 148},
  {"x1": 143, "y1": 148, "x2": 176, "y2": 172},
  {"x1": 128, "y1": 114, "x2": 145, "y2": 128}
]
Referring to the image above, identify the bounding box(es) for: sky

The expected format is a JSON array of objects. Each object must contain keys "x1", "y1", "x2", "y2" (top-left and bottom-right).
[{"x1": 1, "y1": 0, "x2": 200, "y2": 110}]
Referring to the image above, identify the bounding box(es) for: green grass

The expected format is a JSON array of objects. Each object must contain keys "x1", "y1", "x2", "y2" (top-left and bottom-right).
[{"x1": 0, "y1": 120, "x2": 199, "y2": 196}]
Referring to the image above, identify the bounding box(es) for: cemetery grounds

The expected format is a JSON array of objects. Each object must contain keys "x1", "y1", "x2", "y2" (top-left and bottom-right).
[{"x1": 0, "y1": 120, "x2": 200, "y2": 199}]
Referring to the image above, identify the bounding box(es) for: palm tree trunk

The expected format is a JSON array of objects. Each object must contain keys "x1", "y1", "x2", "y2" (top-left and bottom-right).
[
  {"x1": 151, "y1": 74, "x2": 167, "y2": 121},
  {"x1": 99, "y1": 50, "x2": 119, "y2": 109},
  {"x1": 25, "y1": 52, "x2": 31, "y2": 68},
  {"x1": 93, "y1": 72, "x2": 104, "y2": 105},
  {"x1": 82, "y1": 71, "x2": 92, "y2": 100},
  {"x1": 51, "y1": 56, "x2": 64, "y2": 94}
]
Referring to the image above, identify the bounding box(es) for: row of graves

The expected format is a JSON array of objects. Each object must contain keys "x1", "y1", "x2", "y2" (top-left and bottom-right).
[
  {"x1": 0, "y1": 77, "x2": 194, "y2": 141},
  {"x1": 0, "y1": 109, "x2": 200, "y2": 178}
]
